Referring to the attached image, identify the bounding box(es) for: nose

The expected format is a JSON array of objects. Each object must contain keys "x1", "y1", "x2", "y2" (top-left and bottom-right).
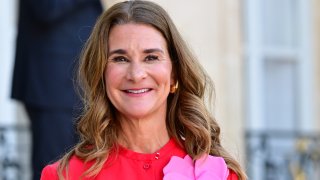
[{"x1": 126, "y1": 61, "x2": 147, "y2": 82}]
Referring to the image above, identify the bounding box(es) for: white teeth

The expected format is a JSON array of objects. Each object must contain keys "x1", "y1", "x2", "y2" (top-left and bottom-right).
[{"x1": 127, "y1": 89, "x2": 149, "y2": 94}]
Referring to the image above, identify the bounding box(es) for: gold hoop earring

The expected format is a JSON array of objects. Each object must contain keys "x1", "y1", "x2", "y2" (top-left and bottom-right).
[{"x1": 170, "y1": 81, "x2": 179, "y2": 93}]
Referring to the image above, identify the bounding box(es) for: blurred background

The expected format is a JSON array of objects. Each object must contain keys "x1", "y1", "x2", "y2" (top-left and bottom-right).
[{"x1": 0, "y1": 0, "x2": 319, "y2": 179}]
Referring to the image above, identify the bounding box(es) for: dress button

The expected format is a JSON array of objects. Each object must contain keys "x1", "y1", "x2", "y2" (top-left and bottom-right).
[
  {"x1": 155, "y1": 152, "x2": 160, "y2": 160},
  {"x1": 143, "y1": 163, "x2": 151, "y2": 169}
]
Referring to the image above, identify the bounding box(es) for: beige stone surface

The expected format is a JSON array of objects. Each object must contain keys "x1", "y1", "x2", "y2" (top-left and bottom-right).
[{"x1": 100, "y1": 0, "x2": 124, "y2": 10}]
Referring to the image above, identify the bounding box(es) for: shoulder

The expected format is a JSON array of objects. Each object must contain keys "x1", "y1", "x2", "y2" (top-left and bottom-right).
[
  {"x1": 227, "y1": 170, "x2": 239, "y2": 180},
  {"x1": 41, "y1": 162, "x2": 59, "y2": 179},
  {"x1": 41, "y1": 155, "x2": 87, "y2": 180}
]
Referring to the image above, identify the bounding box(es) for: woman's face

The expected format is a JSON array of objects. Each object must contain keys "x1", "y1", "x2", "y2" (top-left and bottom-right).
[{"x1": 105, "y1": 23, "x2": 174, "y2": 120}]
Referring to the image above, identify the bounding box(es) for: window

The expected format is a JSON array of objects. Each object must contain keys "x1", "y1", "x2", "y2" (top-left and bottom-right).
[{"x1": 244, "y1": 0, "x2": 315, "y2": 179}]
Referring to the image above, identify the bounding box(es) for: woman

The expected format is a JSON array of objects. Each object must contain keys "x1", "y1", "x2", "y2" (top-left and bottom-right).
[{"x1": 41, "y1": 1, "x2": 247, "y2": 179}]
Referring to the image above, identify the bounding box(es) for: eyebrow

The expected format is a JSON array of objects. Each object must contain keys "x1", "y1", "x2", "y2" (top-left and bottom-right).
[
  {"x1": 108, "y1": 49, "x2": 127, "y2": 56},
  {"x1": 143, "y1": 48, "x2": 164, "y2": 54},
  {"x1": 108, "y1": 48, "x2": 164, "y2": 57}
]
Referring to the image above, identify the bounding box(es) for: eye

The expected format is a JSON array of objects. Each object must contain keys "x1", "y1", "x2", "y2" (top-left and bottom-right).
[
  {"x1": 111, "y1": 56, "x2": 129, "y2": 63},
  {"x1": 145, "y1": 55, "x2": 159, "y2": 61}
]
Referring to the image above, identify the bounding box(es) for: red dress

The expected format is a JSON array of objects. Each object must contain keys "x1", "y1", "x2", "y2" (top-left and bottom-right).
[{"x1": 41, "y1": 139, "x2": 238, "y2": 180}]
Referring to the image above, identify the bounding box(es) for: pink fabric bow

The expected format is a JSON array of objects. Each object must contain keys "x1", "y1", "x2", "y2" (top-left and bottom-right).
[{"x1": 163, "y1": 155, "x2": 229, "y2": 180}]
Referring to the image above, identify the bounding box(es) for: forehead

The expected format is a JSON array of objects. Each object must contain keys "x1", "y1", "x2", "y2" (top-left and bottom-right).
[{"x1": 108, "y1": 23, "x2": 168, "y2": 50}]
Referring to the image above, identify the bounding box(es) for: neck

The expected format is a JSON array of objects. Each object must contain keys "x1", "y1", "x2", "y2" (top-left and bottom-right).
[{"x1": 117, "y1": 116, "x2": 170, "y2": 154}]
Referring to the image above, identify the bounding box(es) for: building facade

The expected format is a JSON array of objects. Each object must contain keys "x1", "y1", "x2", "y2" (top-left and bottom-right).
[{"x1": 1, "y1": 0, "x2": 319, "y2": 179}]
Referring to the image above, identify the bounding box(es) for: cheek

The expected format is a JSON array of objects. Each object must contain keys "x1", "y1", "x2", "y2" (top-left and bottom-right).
[
  {"x1": 150, "y1": 64, "x2": 173, "y2": 86},
  {"x1": 104, "y1": 65, "x2": 122, "y2": 94}
]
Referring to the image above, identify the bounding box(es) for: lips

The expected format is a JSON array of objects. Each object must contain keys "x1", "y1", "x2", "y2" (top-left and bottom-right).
[{"x1": 124, "y1": 88, "x2": 152, "y2": 94}]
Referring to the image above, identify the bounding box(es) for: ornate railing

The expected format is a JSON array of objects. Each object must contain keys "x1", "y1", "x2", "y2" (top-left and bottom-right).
[
  {"x1": 0, "y1": 125, "x2": 30, "y2": 180},
  {"x1": 246, "y1": 130, "x2": 320, "y2": 180}
]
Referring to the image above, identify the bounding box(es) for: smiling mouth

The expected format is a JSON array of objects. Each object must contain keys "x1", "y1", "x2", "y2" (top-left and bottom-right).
[{"x1": 125, "y1": 88, "x2": 152, "y2": 94}]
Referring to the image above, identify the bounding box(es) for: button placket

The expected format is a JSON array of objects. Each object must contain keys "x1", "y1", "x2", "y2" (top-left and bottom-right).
[
  {"x1": 154, "y1": 152, "x2": 160, "y2": 160},
  {"x1": 143, "y1": 163, "x2": 151, "y2": 169},
  {"x1": 142, "y1": 152, "x2": 160, "y2": 170}
]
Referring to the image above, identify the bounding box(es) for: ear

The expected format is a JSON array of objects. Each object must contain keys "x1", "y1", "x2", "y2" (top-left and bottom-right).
[
  {"x1": 170, "y1": 73, "x2": 176, "y2": 86},
  {"x1": 170, "y1": 71, "x2": 179, "y2": 93},
  {"x1": 170, "y1": 67, "x2": 177, "y2": 85}
]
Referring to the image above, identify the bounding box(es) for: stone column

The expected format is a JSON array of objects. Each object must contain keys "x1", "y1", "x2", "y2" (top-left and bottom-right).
[{"x1": 312, "y1": 0, "x2": 320, "y2": 132}]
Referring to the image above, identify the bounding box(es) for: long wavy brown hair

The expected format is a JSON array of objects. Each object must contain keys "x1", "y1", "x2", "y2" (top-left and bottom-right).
[{"x1": 57, "y1": 1, "x2": 247, "y2": 179}]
